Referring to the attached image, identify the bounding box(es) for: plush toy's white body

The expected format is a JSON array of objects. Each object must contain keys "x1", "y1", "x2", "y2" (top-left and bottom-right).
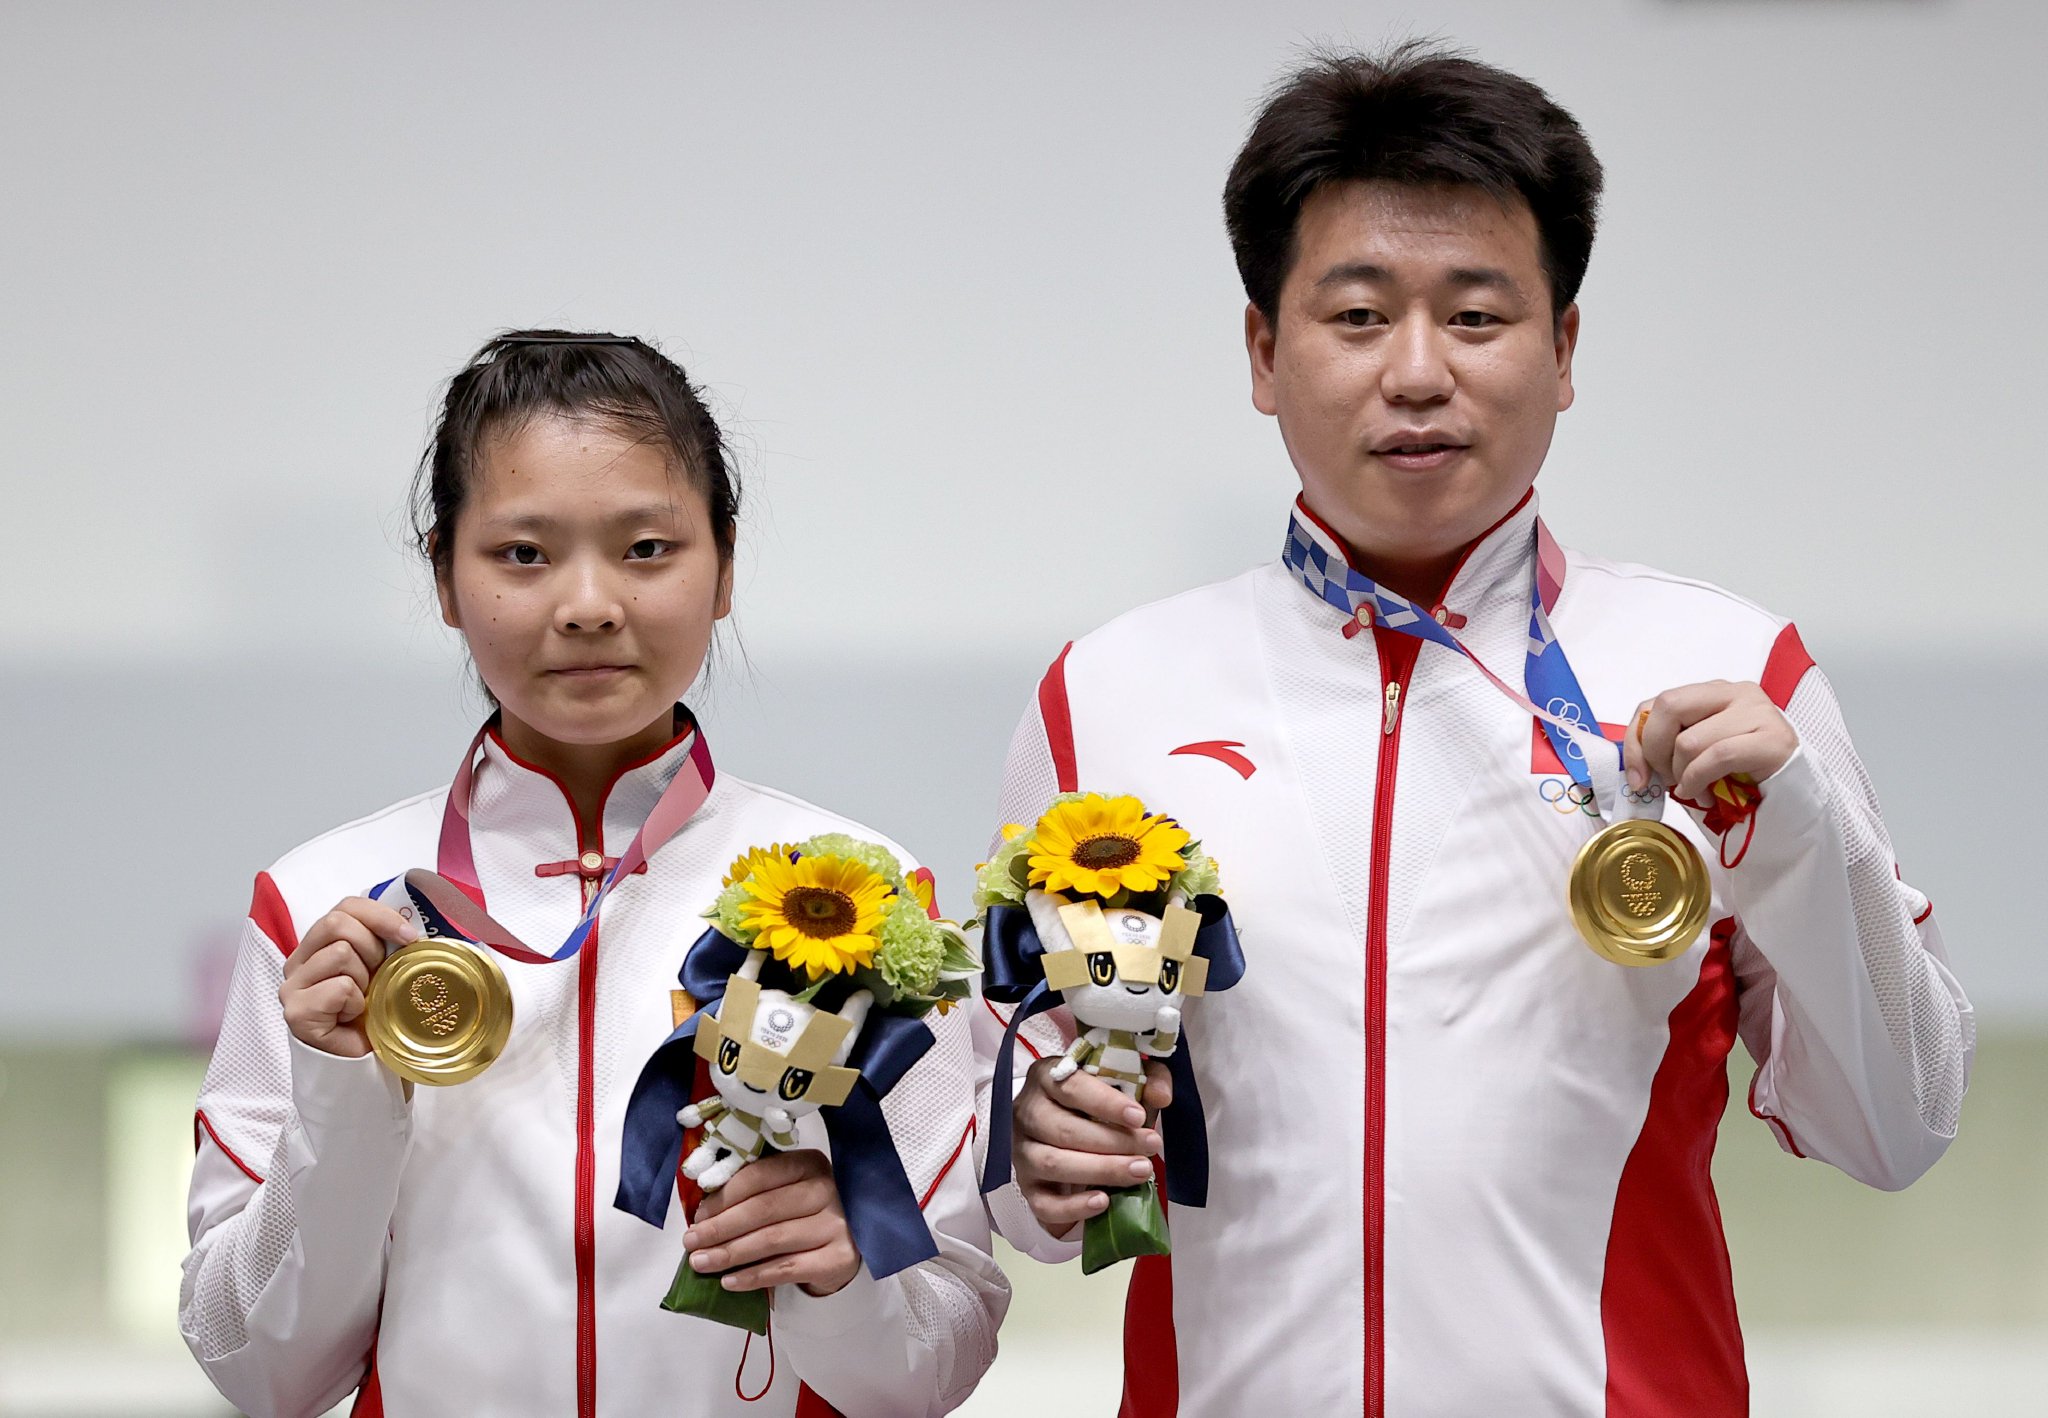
[
  {"x1": 1027, "y1": 891, "x2": 1187, "y2": 1100},
  {"x1": 677, "y1": 952, "x2": 870, "y2": 1190}
]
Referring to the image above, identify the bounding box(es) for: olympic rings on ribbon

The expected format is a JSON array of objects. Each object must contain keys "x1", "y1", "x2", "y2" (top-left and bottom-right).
[{"x1": 1539, "y1": 777, "x2": 1599, "y2": 817}]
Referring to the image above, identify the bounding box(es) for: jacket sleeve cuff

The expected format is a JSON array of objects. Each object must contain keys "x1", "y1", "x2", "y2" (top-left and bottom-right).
[
  {"x1": 288, "y1": 1037, "x2": 410, "y2": 1139},
  {"x1": 985, "y1": 1180, "x2": 1084, "y2": 1265},
  {"x1": 772, "y1": 1263, "x2": 901, "y2": 1342}
]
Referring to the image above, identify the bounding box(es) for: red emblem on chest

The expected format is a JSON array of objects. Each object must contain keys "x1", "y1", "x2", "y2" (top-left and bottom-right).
[{"x1": 1169, "y1": 740, "x2": 1257, "y2": 779}]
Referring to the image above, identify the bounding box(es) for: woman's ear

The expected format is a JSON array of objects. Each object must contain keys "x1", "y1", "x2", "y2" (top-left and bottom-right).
[
  {"x1": 430, "y1": 535, "x2": 461, "y2": 630},
  {"x1": 713, "y1": 555, "x2": 735, "y2": 622}
]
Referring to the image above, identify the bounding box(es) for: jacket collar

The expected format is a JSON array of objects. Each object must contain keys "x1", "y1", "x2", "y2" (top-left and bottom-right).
[
  {"x1": 1283, "y1": 488, "x2": 1542, "y2": 626},
  {"x1": 469, "y1": 715, "x2": 707, "y2": 862}
]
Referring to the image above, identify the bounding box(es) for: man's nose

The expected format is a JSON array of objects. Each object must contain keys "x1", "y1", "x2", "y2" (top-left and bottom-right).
[{"x1": 1379, "y1": 316, "x2": 1455, "y2": 405}]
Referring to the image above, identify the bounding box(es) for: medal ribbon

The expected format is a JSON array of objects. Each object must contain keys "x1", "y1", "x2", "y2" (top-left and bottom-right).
[
  {"x1": 369, "y1": 712, "x2": 716, "y2": 962},
  {"x1": 1282, "y1": 509, "x2": 1757, "y2": 840}
]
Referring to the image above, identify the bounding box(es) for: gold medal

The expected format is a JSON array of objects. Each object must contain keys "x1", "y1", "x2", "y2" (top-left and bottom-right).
[
  {"x1": 1568, "y1": 819, "x2": 1710, "y2": 967},
  {"x1": 364, "y1": 938, "x2": 514, "y2": 1085}
]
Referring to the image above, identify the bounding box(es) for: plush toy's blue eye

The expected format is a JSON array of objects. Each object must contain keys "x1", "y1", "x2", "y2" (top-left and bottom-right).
[
  {"x1": 717, "y1": 1038, "x2": 741, "y2": 1073},
  {"x1": 1158, "y1": 959, "x2": 1182, "y2": 992},
  {"x1": 1087, "y1": 952, "x2": 1117, "y2": 986},
  {"x1": 777, "y1": 1068, "x2": 814, "y2": 1101}
]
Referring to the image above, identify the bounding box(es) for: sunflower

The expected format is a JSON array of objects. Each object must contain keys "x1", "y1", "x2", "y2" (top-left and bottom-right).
[
  {"x1": 738, "y1": 853, "x2": 894, "y2": 978},
  {"x1": 1026, "y1": 794, "x2": 1191, "y2": 899},
  {"x1": 722, "y1": 842, "x2": 797, "y2": 889}
]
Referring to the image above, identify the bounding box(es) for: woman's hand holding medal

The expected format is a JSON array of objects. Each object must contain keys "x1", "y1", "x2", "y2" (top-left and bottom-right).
[{"x1": 279, "y1": 897, "x2": 416, "y2": 1059}]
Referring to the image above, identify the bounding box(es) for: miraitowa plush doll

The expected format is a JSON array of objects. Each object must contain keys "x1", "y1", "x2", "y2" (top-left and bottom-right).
[
  {"x1": 615, "y1": 835, "x2": 979, "y2": 1333},
  {"x1": 978, "y1": 794, "x2": 1244, "y2": 1274},
  {"x1": 678, "y1": 950, "x2": 870, "y2": 1190}
]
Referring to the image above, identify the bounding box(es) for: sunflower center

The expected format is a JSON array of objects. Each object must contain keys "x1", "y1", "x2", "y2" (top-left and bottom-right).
[
  {"x1": 783, "y1": 886, "x2": 858, "y2": 938},
  {"x1": 1073, "y1": 834, "x2": 1142, "y2": 870}
]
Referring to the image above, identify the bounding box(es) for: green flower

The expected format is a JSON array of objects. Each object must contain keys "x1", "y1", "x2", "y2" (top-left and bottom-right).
[
  {"x1": 798, "y1": 833, "x2": 909, "y2": 893},
  {"x1": 876, "y1": 896, "x2": 946, "y2": 996},
  {"x1": 706, "y1": 881, "x2": 756, "y2": 942},
  {"x1": 1174, "y1": 851, "x2": 1222, "y2": 900},
  {"x1": 974, "y1": 833, "x2": 1033, "y2": 910}
]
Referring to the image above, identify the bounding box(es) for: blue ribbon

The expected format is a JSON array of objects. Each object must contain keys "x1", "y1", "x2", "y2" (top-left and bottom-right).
[
  {"x1": 613, "y1": 928, "x2": 940, "y2": 1281},
  {"x1": 1283, "y1": 508, "x2": 1614, "y2": 791},
  {"x1": 978, "y1": 895, "x2": 1245, "y2": 1208}
]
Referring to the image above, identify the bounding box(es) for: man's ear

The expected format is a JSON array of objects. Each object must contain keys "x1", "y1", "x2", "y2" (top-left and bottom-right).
[
  {"x1": 1555, "y1": 302, "x2": 1581, "y2": 414},
  {"x1": 1246, "y1": 302, "x2": 1280, "y2": 417}
]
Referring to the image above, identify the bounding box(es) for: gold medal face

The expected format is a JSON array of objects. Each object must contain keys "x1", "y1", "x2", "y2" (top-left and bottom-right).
[
  {"x1": 364, "y1": 938, "x2": 513, "y2": 1085},
  {"x1": 1568, "y1": 819, "x2": 1711, "y2": 967}
]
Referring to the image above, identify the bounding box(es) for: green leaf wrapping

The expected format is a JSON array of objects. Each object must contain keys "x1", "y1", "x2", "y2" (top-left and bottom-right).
[
  {"x1": 661, "y1": 1253, "x2": 771, "y2": 1335},
  {"x1": 1080, "y1": 1178, "x2": 1172, "y2": 1276}
]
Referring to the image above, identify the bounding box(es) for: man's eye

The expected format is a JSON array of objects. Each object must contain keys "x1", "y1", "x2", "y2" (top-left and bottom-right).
[
  {"x1": 625, "y1": 539, "x2": 671, "y2": 561},
  {"x1": 499, "y1": 543, "x2": 546, "y2": 566},
  {"x1": 1340, "y1": 308, "x2": 1384, "y2": 328},
  {"x1": 1450, "y1": 310, "x2": 1501, "y2": 328}
]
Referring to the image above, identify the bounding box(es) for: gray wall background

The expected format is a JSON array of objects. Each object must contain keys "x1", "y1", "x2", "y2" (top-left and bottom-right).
[{"x1": 3, "y1": 0, "x2": 2043, "y2": 1035}]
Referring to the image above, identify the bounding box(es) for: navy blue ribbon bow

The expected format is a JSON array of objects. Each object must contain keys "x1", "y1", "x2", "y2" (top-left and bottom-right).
[
  {"x1": 614, "y1": 928, "x2": 940, "y2": 1280},
  {"x1": 978, "y1": 894, "x2": 1244, "y2": 1207}
]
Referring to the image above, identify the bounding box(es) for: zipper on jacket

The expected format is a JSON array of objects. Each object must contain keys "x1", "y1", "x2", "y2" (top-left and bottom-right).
[
  {"x1": 1365, "y1": 629, "x2": 1420, "y2": 1418},
  {"x1": 572, "y1": 819, "x2": 603, "y2": 1418}
]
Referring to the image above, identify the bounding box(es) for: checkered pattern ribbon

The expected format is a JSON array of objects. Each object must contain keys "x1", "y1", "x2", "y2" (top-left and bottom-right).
[{"x1": 1282, "y1": 507, "x2": 1624, "y2": 800}]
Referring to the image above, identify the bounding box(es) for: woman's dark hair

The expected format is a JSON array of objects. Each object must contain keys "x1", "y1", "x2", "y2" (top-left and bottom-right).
[
  {"x1": 413, "y1": 329, "x2": 740, "y2": 577},
  {"x1": 1224, "y1": 41, "x2": 1604, "y2": 326}
]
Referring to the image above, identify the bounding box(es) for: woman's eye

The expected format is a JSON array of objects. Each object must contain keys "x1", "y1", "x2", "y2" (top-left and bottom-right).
[
  {"x1": 499, "y1": 543, "x2": 546, "y2": 566},
  {"x1": 626, "y1": 539, "x2": 671, "y2": 561}
]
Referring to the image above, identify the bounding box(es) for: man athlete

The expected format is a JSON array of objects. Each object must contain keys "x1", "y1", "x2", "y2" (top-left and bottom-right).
[{"x1": 979, "y1": 42, "x2": 1972, "y2": 1417}]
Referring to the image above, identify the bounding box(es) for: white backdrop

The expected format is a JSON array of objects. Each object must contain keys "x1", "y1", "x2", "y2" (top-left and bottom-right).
[{"x1": 3, "y1": 0, "x2": 2044, "y2": 1037}]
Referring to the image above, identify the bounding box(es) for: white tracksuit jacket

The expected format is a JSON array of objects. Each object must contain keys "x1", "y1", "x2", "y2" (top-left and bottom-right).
[
  {"x1": 984, "y1": 492, "x2": 1972, "y2": 1418},
  {"x1": 183, "y1": 728, "x2": 1005, "y2": 1418}
]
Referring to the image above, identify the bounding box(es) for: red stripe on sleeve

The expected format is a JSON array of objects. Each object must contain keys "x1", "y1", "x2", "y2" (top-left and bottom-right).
[
  {"x1": 918, "y1": 1120, "x2": 978, "y2": 1209},
  {"x1": 1758, "y1": 623, "x2": 1816, "y2": 710},
  {"x1": 249, "y1": 871, "x2": 297, "y2": 956},
  {"x1": 1601, "y1": 922, "x2": 1747, "y2": 1416},
  {"x1": 1747, "y1": 1073, "x2": 1807, "y2": 1160},
  {"x1": 194, "y1": 1110, "x2": 266, "y2": 1185},
  {"x1": 1038, "y1": 643, "x2": 1079, "y2": 793}
]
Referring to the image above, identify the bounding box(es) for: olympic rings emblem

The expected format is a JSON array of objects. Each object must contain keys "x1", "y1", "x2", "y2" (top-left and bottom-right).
[{"x1": 1539, "y1": 777, "x2": 1599, "y2": 817}]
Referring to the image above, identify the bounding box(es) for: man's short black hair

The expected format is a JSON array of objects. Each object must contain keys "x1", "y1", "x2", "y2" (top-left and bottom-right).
[{"x1": 1224, "y1": 41, "x2": 1604, "y2": 324}]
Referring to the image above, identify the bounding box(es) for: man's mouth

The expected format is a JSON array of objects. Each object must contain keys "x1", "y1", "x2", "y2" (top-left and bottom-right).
[{"x1": 1373, "y1": 437, "x2": 1469, "y2": 470}]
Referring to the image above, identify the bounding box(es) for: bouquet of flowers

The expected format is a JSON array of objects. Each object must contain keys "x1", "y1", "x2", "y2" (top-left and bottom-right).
[
  {"x1": 976, "y1": 793, "x2": 1243, "y2": 1275},
  {"x1": 615, "y1": 834, "x2": 977, "y2": 1332}
]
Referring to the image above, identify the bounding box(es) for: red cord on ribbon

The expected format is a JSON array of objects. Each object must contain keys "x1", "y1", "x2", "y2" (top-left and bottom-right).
[{"x1": 735, "y1": 1315, "x2": 776, "y2": 1402}]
